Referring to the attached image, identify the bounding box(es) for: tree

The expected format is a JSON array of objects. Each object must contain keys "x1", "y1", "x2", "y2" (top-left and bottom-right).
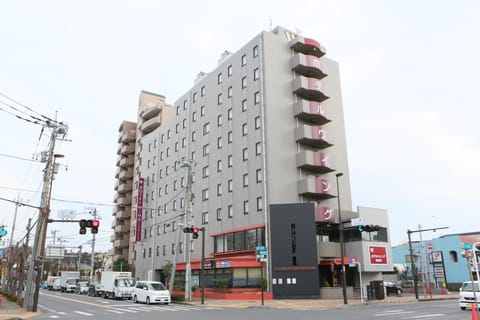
[{"x1": 113, "y1": 257, "x2": 130, "y2": 272}]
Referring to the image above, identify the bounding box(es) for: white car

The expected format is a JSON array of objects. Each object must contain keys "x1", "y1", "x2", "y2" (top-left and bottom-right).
[
  {"x1": 459, "y1": 281, "x2": 480, "y2": 310},
  {"x1": 133, "y1": 281, "x2": 170, "y2": 305}
]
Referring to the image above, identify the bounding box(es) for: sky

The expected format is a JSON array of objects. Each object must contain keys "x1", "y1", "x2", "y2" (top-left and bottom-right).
[{"x1": 1, "y1": 1, "x2": 479, "y2": 253}]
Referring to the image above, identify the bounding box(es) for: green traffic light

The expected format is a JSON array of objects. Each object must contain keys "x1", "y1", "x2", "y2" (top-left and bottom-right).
[{"x1": 357, "y1": 225, "x2": 363, "y2": 232}]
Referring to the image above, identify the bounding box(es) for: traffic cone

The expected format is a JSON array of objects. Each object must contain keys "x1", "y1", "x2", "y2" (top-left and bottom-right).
[{"x1": 472, "y1": 306, "x2": 479, "y2": 320}]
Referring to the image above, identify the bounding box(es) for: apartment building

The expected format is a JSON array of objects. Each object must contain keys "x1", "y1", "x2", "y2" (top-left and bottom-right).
[{"x1": 114, "y1": 26, "x2": 393, "y2": 299}]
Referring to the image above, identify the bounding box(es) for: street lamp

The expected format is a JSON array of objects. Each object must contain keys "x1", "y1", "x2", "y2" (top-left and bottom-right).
[{"x1": 335, "y1": 172, "x2": 348, "y2": 305}]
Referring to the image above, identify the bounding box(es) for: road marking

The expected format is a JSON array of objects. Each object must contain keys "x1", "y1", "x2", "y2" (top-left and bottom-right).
[
  {"x1": 73, "y1": 311, "x2": 94, "y2": 316},
  {"x1": 403, "y1": 314, "x2": 446, "y2": 319},
  {"x1": 120, "y1": 308, "x2": 138, "y2": 313},
  {"x1": 48, "y1": 316, "x2": 60, "y2": 319},
  {"x1": 57, "y1": 312, "x2": 66, "y2": 315},
  {"x1": 376, "y1": 311, "x2": 415, "y2": 316},
  {"x1": 151, "y1": 306, "x2": 178, "y2": 311},
  {"x1": 105, "y1": 309, "x2": 125, "y2": 314}
]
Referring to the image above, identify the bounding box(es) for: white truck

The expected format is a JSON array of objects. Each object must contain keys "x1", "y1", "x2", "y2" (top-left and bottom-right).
[
  {"x1": 59, "y1": 271, "x2": 80, "y2": 293},
  {"x1": 101, "y1": 271, "x2": 135, "y2": 299}
]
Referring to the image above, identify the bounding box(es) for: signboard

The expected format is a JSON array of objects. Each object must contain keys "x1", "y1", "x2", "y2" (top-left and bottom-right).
[
  {"x1": 351, "y1": 218, "x2": 365, "y2": 226},
  {"x1": 431, "y1": 251, "x2": 443, "y2": 263},
  {"x1": 434, "y1": 266, "x2": 445, "y2": 278},
  {"x1": 427, "y1": 243, "x2": 433, "y2": 250},
  {"x1": 135, "y1": 178, "x2": 145, "y2": 242},
  {"x1": 57, "y1": 210, "x2": 76, "y2": 220},
  {"x1": 369, "y1": 246, "x2": 387, "y2": 264},
  {"x1": 46, "y1": 245, "x2": 65, "y2": 258}
]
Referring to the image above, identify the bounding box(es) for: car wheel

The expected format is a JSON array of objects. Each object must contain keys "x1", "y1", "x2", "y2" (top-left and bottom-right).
[
  {"x1": 461, "y1": 307, "x2": 466, "y2": 310},
  {"x1": 133, "y1": 295, "x2": 138, "y2": 303},
  {"x1": 146, "y1": 297, "x2": 150, "y2": 305}
]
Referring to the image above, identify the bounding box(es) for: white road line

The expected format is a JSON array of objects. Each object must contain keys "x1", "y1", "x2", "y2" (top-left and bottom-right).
[
  {"x1": 57, "y1": 312, "x2": 66, "y2": 315},
  {"x1": 376, "y1": 311, "x2": 415, "y2": 316},
  {"x1": 73, "y1": 310, "x2": 94, "y2": 316},
  {"x1": 120, "y1": 308, "x2": 138, "y2": 313},
  {"x1": 151, "y1": 306, "x2": 177, "y2": 311},
  {"x1": 105, "y1": 309, "x2": 125, "y2": 314},
  {"x1": 403, "y1": 314, "x2": 446, "y2": 319},
  {"x1": 48, "y1": 316, "x2": 60, "y2": 319}
]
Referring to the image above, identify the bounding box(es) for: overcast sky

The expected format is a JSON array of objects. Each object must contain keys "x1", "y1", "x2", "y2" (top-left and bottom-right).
[{"x1": 1, "y1": 1, "x2": 479, "y2": 253}]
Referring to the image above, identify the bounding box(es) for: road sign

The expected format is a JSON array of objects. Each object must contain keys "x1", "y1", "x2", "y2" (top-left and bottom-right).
[
  {"x1": 350, "y1": 218, "x2": 365, "y2": 226},
  {"x1": 427, "y1": 243, "x2": 433, "y2": 250}
]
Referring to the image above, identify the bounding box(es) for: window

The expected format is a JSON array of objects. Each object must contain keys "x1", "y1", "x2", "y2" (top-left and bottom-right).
[
  {"x1": 181, "y1": 176, "x2": 185, "y2": 187},
  {"x1": 243, "y1": 201, "x2": 249, "y2": 214},
  {"x1": 173, "y1": 180, "x2": 178, "y2": 190},
  {"x1": 182, "y1": 137, "x2": 186, "y2": 148},
  {"x1": 166, "y1": 147, "x2": 170, "y2": 157},
  {"x1": 257, "y1": 197, "x2": 263, "y2": 211},
  {"x1": 201, "y1": 86, "x2": 205, "y2": 97},
  {"x1": 449, "y1": 250, "x2": 458, "y2": 262},
  {"x1": 217, "y1": 137, "x2": 222, "y2": 149},
  {"x1": 165, "y1": 165, "x2": 169, "y2": 175},
  {"x1": 147, "y1": 159, "x2": 151, "y2": 168},
  {"x1": 242, "y1": 99, "x2": 247, "y2": 112},
  {"x1": 253, "y1": 45, "x2": 259, "y2": 57},
  {"x1": 242, "y1": 148, "x2": 248, "y2": 161},
  {"x1": 256, "y1": 169, "x2": 262, "y2": 182},
  {"x1": 241, "y1": 54, "x2": 246, "y2": 66},
  {"x1": 154, "y1": 139, "x2": 157, "y2": 148},
  {"x1": 193, "y1": 92, "x2": 197, "y2": 103},
  {"x1": 241, "y1": 76, "x2": 247, "y2": 88},
  {"x1": 202, "y1": 166, "x2": 209, "y2": 178},
  {"x1": 202, "y1": 212, "x2": 208, "y2": 224},
  {"x1": 162, "y1": 245, "x2": 166, "y2": 256},
  {"x1": 192, "y1": 131, "x2": 197, "y2": 142},
  {"x1": 256, "y1": 142, "x2": 262, "y2": 155},
  {"x1": 228, "y1": 131, "x2": 233, "y2": 143},
  {"x1": 183, "y1": 118, "x2": 187, "y2": 128},
  {"x1": 203, "y1": 122, "x2": 210, "y2": 135},
  {"x1": 254, "y1": 68, "x2": 259, "y2": 81},
  {"x1": 203, "y1": 144, "x2": 210, "y2": 156},
  {"x1": 160, "y1": 151, "x2": 164, "y2": 161},
  {"x1": 228, "y1": 65, "x2": 232, "y2": 77},
  {"x1": 218, "y1": 93, "x2": 222, "y2": 105},
  {"x1": 176, "y1": 123, "x2": 179, "y2": 133},
  {"x1": 227, "y1": 108, "x2": 233, "y2": 120},
  {"x1": 174, "y1": 142, "x2": 178, "y2": 152},
  {"x1": 171, "y1": 244, "x2": 175, "y2": 254},
  {"x1": 153, "y1": 156, "x2": 156, "y2": 166},
  {"x1": 218, "y1": 73, "x2": 222, "y2": 84},
  {"x1": 179, "y1": 242, "x2": 183, "y2": 254},
  {"x1": 254, "y1": 91, "x2": 260, "y2": 104},
  {"x1": 216, "y1": 208, "x2": 222, "y2": 221},
  {"x1": 161, "y1": 134, "x2": 165, "y2": 143},
  {"x1": 201, "y1": 105, "x2": 205, "y2": 116},
  {"x1": 176, "y1": 106, "x2": 180, "y2": 115},
  {"x1": 228, "y1": 205, "x2": 233, "y2": 218},
  {"x1": 180, "y1": 197, "x2": 185, "y2": 208},
  {"x1": 228, "y1": 179, "x2": 233, "y2": 192},
  {"x1": 202, "y1": 188, "x2": 209, "y2": 201},
  {"x1": 183, "y1": 100, "x2": 187, "y2": 110},
  {"x1": 228, "y1": 155, "x2": 233, "y2": 167},
  {"x1": 167, "y1": 129, "x2": 171, "y2": 139},
  {"x1": 156, "y1": 246, "x2": 160, "y2": 256},
  {"x1": 255, "y1": 116, "x2": 261, "y2": 129},
  {"x1": 243, "y1": 173, "x2": 248, "y2": 187},
  {"x1": 242, "y1": 123, "x2": 247, "y2": 136},
  {"x1": 217, "y1": 114, "x2": 222, "y2": 126},
  {"x1": 228, "y1": 86, "x2": 233, "y2": 98},
  {"x1": 165, "y1": 183, "x2": 169, "y2": 194},
  {"x1": 191, "y1": 151, "x2": 196, "y2": 161},
  {"x1": 172, "y1": 200, "x2": 177, "y2": 210},
  {"x1": 217, "y1": 160, "x2": 222, "y2": 172},
  {"x1": 217, "y1": 183, "x2": 222, "y2": 196}
]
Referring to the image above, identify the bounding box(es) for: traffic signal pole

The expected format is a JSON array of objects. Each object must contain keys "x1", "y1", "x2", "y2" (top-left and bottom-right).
[
  {"x1": 183, "y1": 161, "x2": 193, "y2": 301},
  {"x1": 90, "y1": 208, "x2": 97, "y2": 284}
]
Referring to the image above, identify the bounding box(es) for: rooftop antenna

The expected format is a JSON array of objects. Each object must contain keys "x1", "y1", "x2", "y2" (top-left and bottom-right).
[{"x1": 269, "y1": 17, "x2": 273, "y2": 31}]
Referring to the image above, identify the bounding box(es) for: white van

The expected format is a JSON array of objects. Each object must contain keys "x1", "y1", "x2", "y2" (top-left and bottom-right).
[
  {"x1": 133, "y1": 281, "x2": 170, "y2": 305},
  {"x1": 459, "y1": 281, "x2": 480, "y2": 310}
]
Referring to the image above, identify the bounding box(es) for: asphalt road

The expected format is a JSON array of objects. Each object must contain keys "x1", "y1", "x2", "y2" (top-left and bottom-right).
[{"x1": 36, "y1": 290, "x2": 471, "y2": 320}]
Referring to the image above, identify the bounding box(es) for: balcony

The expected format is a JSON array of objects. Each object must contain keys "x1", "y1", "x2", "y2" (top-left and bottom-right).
[
  {"x1": 291, "y1": 54, "x2": 327, "y2": 80},
  {"x1": 293, "y1": 100, "x2": 330, "y2": 125},
  {"x1": 295, "y1": 125, "x2": 333, "y2": 149},
  {"x1": 115, "y1": 224, "x2": 130, "y2": 233},
  {"x1": 317, "y1": 241, "x2": 340, "y2": 258},
  {"x1": 297, "y1": 177, "x2": 335, "y2": 199},
  {"x1": 292, "y1": 76, "x2": 329, "y2": 103},
  {"x1": 290, "y1": 36, "x2": 326, "y2": 58},
  {"x1": 118, "y1": 181, "x2": 133, "y2": 193},
  {"x1": 120, "y1": 155, "x2": 134, "y2": 168},
  {"x1": 114, "y1": 180, "x2": 119, "y2": 191},
  {"x1": 141, "y1": 105, "x2": 161, "y2": 120},
  {"x1": 115, "y1": 167, "x2": 120, "y2": 178},
  {"x1": 120, "y1": 144, "x2": 135, "y2": 156},
  {"x1": 141, "y1": 114, "x2": 162, "y2": 134},
  {"x1": 116, "y1": 208, "x2": 130, "y2": 219},
  {"x1": 296, "y1": 151, "x2": 333, "y2": 174},
  {"x1": 114, "y1": 238, "x2": 130, "y2": 248},
  {"x1": 118, "y1": 130, "x2": 136, "y2": 144},
  {"x1": 117, "y1": 196, "x2": 132, "y2": 206},
  {"x1": 119, "y1": 167, "x2": 133, "y2": 180}
]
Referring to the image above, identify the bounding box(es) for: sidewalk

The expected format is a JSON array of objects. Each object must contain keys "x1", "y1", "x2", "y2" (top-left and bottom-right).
[{"x1": 0, "y1": 297, "x2": 38, "y2": 320}]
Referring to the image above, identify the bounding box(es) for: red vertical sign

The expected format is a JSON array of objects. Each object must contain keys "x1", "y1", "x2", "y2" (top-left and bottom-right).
[{"x1": 136, "y1": 178, "x2": 144, "y2": 242}]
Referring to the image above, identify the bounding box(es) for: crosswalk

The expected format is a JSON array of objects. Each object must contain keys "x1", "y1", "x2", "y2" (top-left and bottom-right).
[
  {"x1": 374, "y1": 309, "x2": 446, "y2": 319},
  {"x1": 47, "y1": 304, "x2": 223, "y2": 318}
]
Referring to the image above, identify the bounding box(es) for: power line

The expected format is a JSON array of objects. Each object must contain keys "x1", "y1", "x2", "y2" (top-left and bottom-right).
[
  {"x1": 0, "y1": 153, "x2": 40, "y2": 163},
  {"x1": 0, "y1": 92, "x2": 62, "y2": 125}
]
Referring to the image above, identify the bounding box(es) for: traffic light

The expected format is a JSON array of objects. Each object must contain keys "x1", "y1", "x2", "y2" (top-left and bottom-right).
[
  {"x1": 79, "y1": 219, "x2": 87, "y2": 234},
  {"x1": 91, "y1": 219, "x2": 100, "y2": 234},
  {"x1": 0, "y1": 225, "x2": 7, "y2": 238},
  {"x1": 192, "y1": 227, "x2": 199, "y2": 239},
  {"x1": 210, "y1": 260, "x2": 216, "y2": 269},
  {"x1": 183, "y1": 227, "x2": 194, "y2": 233},
  {"x1": 357, "y1": 225, "x2": 380, "y2": 232},
  {"x1": 357, "y1": 225, "x2": 364, "y2": 232}
]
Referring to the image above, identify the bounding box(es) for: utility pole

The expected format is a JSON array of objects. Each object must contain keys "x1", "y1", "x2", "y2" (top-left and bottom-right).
[
  {"x1": 9, "y1": 193, "x2": 22, "y2": 247},
  {"x1": 90, "y1": 208, "x2": 97, "y2": 283},
  {"x1": 24, "y1": 123, "x2": 67, "y2": 312},
  {"x1": 183, "y1": 160, "x2": 194, "y2": 301},
  {"x1": 78, "y1": 245, "x2": 82, "y2": 274}
]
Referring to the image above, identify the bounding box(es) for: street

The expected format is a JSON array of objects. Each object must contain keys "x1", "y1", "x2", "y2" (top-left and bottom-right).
[{"x1": 35, "y1": 290, "x2": 472, "y2": 320}]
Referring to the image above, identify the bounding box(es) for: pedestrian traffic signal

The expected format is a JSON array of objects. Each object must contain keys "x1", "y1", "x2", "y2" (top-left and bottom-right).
[
  {"x1": 79, "y1": 219, "x2": 87, "y2": 234},
  {"x1": 192, "y1": 227, "x2": 199, "y2": 239},
  {"x1": 91, "y1": 219, "x2": 100, "y2": 234}
]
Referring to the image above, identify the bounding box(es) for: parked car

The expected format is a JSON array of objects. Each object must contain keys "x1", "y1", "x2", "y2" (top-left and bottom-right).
[
  {"x1": 133, "y1": 281, "x2": 170, "y2": 305},
  {"x1": 75, "y1": 281, "x2": 89, "y2": 294},
  {"x1": 88, "y1": 283, "x2": 105, "y2": 297},
  {"x1": 384, "y1": 281, "x2": 403, "y2": 296}
]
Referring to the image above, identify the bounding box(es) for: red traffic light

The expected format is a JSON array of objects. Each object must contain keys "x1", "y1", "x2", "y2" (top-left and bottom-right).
[
  {"x1": 92, "y1": 219, "x2": 100, "y2": 227},
  {"x1": 193, "y1": 227, "x2": 199, "y2": 233}
]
